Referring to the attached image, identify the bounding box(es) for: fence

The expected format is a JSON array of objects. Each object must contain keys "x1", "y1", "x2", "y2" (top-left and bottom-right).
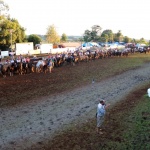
[{"x1": 0, "y1": 47, "x2": 76, "y2": 57}]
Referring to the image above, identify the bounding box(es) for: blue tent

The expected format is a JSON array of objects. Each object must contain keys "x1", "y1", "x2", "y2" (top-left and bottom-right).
[{"x1": 82, "y1": 42, "x2": 99, "y2": 47}]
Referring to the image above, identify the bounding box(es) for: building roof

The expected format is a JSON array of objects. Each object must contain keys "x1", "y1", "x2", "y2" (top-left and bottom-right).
[{"x1": 60, "y1": 42, "x2": 81, "y2": 47}]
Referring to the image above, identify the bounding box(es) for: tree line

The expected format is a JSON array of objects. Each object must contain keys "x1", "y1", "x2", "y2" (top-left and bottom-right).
[{"x1": 83, "y1": 25, "x2": 149, "y2": 45}]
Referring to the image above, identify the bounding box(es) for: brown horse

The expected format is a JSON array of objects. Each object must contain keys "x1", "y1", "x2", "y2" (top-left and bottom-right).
[
  {"x1": 78, "y1": 55, "x2": 89, "y2": 62},
  {"x1": 0, "y1": 63, "x2": 10, "y2": 77}
]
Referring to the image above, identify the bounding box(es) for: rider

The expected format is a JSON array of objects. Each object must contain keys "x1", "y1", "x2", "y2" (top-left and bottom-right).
[{"x1": 47, "y1": 59, "x2": 53, "y2": 73}]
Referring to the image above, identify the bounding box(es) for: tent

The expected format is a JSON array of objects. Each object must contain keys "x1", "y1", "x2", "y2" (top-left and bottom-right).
[{"x1": 82, "y1": 42, "x2": 99, "y2": 47}]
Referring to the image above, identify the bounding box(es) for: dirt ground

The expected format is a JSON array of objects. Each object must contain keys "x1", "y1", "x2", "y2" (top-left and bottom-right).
[
  {"x1": 0, "y1": 59, "x2": 150, "y2": 149},
  {"x1": 47, "y1": 85, "x2": 149, "y2": 150}
]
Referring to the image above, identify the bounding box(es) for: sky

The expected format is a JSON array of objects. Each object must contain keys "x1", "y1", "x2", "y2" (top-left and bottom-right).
[{"x1": 4, "y1": 0, "x2": 150, "y2": 39}]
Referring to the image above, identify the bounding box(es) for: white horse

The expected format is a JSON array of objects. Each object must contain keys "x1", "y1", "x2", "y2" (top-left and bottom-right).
[{"x1": 36, "y1": 60, "x2": 45, "y2": 73}]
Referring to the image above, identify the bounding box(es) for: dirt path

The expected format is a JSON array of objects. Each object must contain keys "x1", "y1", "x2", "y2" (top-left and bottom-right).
[{"x1": 1, "y1": 63, "x2": 150, "y2": 149}]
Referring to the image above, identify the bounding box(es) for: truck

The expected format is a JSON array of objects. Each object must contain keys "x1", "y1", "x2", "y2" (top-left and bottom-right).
[
  {"x1": 40, "y1": 43, "x2": 53, "y2": 54},
  {"x1": 15, "y1": 42, "x2": 34, "y2": 55}
]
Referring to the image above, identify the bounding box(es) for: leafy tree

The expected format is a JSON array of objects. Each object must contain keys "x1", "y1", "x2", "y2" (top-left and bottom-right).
[
  {"x1": 27, "y1": 34, "x2": 42, "y2": 46},
  {"x1": 101, "y1": 30, "x2": 114, "y2": 42},
  {"x1": 61, "y1": 33, "x2": 67, "y2": 42},
  {"x1": 83, "y1": 25, "x2": 102, "y2": 42},
  {"x1": 101, "y1": 34, "x2": 109, "y2": 43},
  {"x1": 83, "y1": 29, "x2": 91, "y2": 42},
  {"x1": 91, "y1": 30, "x2": 98, "y2": 42},
  {"x1": 46, "y1": 24, "x2": 60, "y2": 44},
  {"x1": 108, "y1": 33, "x2": 114, "y2": 43},
  {"x1": 139, "y1": 38, "x2": 147, "y2": 44},
  {"x1": 98, "y1": 37, "x2": 106, "y2": 43},
  {"x1": 116, "y1": 30, "x2": 123, "y2": 42},
  {"x1": 131, "y1": 38, "x2": 137, "y2": 44},
  {"x1": 92, "y1": 25, "x2": 102, "y2": 35},
  {"x1": 0, "y1": 16, "x2": 26, "y2": 50},
  {"x1": 123, "y1": 36, "x2": 131, "y2": 43}
]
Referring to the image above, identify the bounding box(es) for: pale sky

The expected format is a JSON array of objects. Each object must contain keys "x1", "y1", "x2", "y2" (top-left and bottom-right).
[{"x1": 4, "y1": 0, "x2": 150, "y2": 39}]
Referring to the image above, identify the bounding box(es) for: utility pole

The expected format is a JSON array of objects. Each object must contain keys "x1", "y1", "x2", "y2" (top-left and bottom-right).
[{"x1": 9, "y1": 29, "x2": 13, "y2": 51}]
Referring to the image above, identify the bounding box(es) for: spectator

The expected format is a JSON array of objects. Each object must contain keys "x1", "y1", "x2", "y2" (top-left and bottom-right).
[{"x1": 96, "y1": 99, "x2": 110, "y2": 134}]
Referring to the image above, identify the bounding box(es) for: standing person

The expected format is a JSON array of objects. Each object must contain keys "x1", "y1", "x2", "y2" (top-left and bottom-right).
[{"x1": 96, "y1": 99, "x2": 110, "y2": 134}]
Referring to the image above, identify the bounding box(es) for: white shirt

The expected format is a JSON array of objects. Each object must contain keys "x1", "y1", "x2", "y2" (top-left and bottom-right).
[{"x1": 97, "y1": 103, "x2": 105, "y2": 117}]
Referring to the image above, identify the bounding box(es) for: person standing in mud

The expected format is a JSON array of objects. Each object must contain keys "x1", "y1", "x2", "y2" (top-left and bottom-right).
[{"x1": 96, "y1": 99, "x2": 110, "y2": 134}]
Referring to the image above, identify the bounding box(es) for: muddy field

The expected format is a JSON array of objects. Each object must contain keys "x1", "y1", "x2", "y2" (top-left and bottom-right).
[{"x1": 0, "y1": 57, "x2": 150, "y2": 149}]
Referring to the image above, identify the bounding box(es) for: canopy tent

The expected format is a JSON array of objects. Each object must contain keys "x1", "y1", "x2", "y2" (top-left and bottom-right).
[{"x1": 82, "y1": 42, "x2": 99, "y2": 47}]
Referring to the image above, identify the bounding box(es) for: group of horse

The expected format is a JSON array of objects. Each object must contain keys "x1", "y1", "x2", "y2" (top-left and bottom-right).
[
  {"x1": 0, "y1": 46, "x2": 149, "y2": 78},
  {"x1": 0, "y1": 54, "x2": 77, "y2": 77},
  {"x1": 0, "y1": 60, "x2": 34, "y2": 77}
]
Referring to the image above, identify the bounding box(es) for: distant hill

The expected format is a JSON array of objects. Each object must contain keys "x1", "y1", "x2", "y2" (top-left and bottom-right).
[
  {"x1": 67, "y1": 36, "x2": 82, "y2": 41},
  {"x1": 34, "y1": 35, "x2": 82, "y2": 42},
  {"x1": 37, "y1": 35, "x2": 46, "y2": 41}
]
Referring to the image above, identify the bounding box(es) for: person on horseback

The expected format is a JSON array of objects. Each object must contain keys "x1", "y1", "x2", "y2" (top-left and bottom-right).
[
  {"x1": 0, "y1": 50, "x2": 1, "y2": 62},
  {"x1": 47, "y1": 59, "x2": 53, "y2": 73}
]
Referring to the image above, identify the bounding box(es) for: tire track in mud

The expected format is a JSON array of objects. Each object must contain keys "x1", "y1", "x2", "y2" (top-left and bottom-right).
[{"x1": 1, "y1": 63, "x2": 150, "y2": 149}]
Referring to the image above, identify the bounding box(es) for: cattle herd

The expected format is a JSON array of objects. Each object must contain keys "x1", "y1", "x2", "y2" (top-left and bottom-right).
[{"x1": 0, "y1": 46, "x2": 149, "y2": 78}]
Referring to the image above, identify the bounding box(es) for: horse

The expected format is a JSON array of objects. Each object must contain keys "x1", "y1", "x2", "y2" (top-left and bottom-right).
[
  {"x1": 26, "y1": 61, "x2": 35, "y2": 73},
  {"x1": 96, "y1": 50, "x2": 105, "y2": 59},
  {"x1": 112, "y1": 49, "x2": 122, "y2": 57},
  {"x1": 78, "y1": 53, "x2": 89, "y2": 62},
  {"x1": 0, "y1": 63, "x2": 10, "y2": 77},
  {"x1": 65, "y1": 55, "x2": 75, "y2": 66},
  {"x1": 87, "y1": 51, "x2": 97, "y2": 60},
  {"x1": 54, "y1": 56, "x2": 65, "y2": 67},
  {"x1": 7, "y1": 62, "x2": 16, "y2": 76},
  {"x1": 36, "y1": 60, "x2": 48, "y2": 73},
  {"x1": 122, "y1": 49, "x2": 129, "y2": 57}
]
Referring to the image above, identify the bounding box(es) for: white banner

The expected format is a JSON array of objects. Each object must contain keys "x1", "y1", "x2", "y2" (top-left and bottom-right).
[{"x1": 1, "y1": 51, "x2": 9, "y2": 57}]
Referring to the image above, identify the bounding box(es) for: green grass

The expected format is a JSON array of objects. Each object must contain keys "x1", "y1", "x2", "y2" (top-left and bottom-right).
[
  {"x1": 96, "y1": 93, "x2": 150, "y2": 150},
  {"x1": 122, "y1": 95, "x2": 150, "y2": 149}
]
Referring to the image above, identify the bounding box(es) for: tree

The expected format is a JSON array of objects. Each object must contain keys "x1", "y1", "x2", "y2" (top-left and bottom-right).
[
  {"x1": 0, "y1": 16, "x2": 26, "y2": 50},
  {"x1": 0, "y1": 0, "x2": 9, "y2": 17},
  {"x1": 27, "y1": 34, "x2": 42, "y2": 46},
  {"x1": 101, "y1": 30, "x2": 114, "y2": 42},
  {"x1": 61, "y1": 33, "x2": 67, "y2": 42},
  {"x1": 91, "y1": 25, "x2": 102, "y2": 35},
  {"x1": 83, "y1": 25, "x2": 102, "y2": 42},
  {"x1": 123, "y1": 36, "x2": 131, "y2": 43},
  {"x1": 101, "y1": 34, "x2": 109, "y2": 43},
  {"x1": 139, "y1": 38, "x2": 147, "y2": 44},
  {"x1": 116, "y1": 30, "x2": 123, "y2": 42},
  {"x1": 83, "y1": 29, "x2": 91, "y2": 42},
  {"x1": 46, "y1": 24, "x2": 60, "y2": 44}
]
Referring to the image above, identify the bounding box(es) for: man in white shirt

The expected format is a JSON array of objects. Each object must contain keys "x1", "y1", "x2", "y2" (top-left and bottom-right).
[{"x1": 96, "y1": 99, "x2": 110, "y2": 134}]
